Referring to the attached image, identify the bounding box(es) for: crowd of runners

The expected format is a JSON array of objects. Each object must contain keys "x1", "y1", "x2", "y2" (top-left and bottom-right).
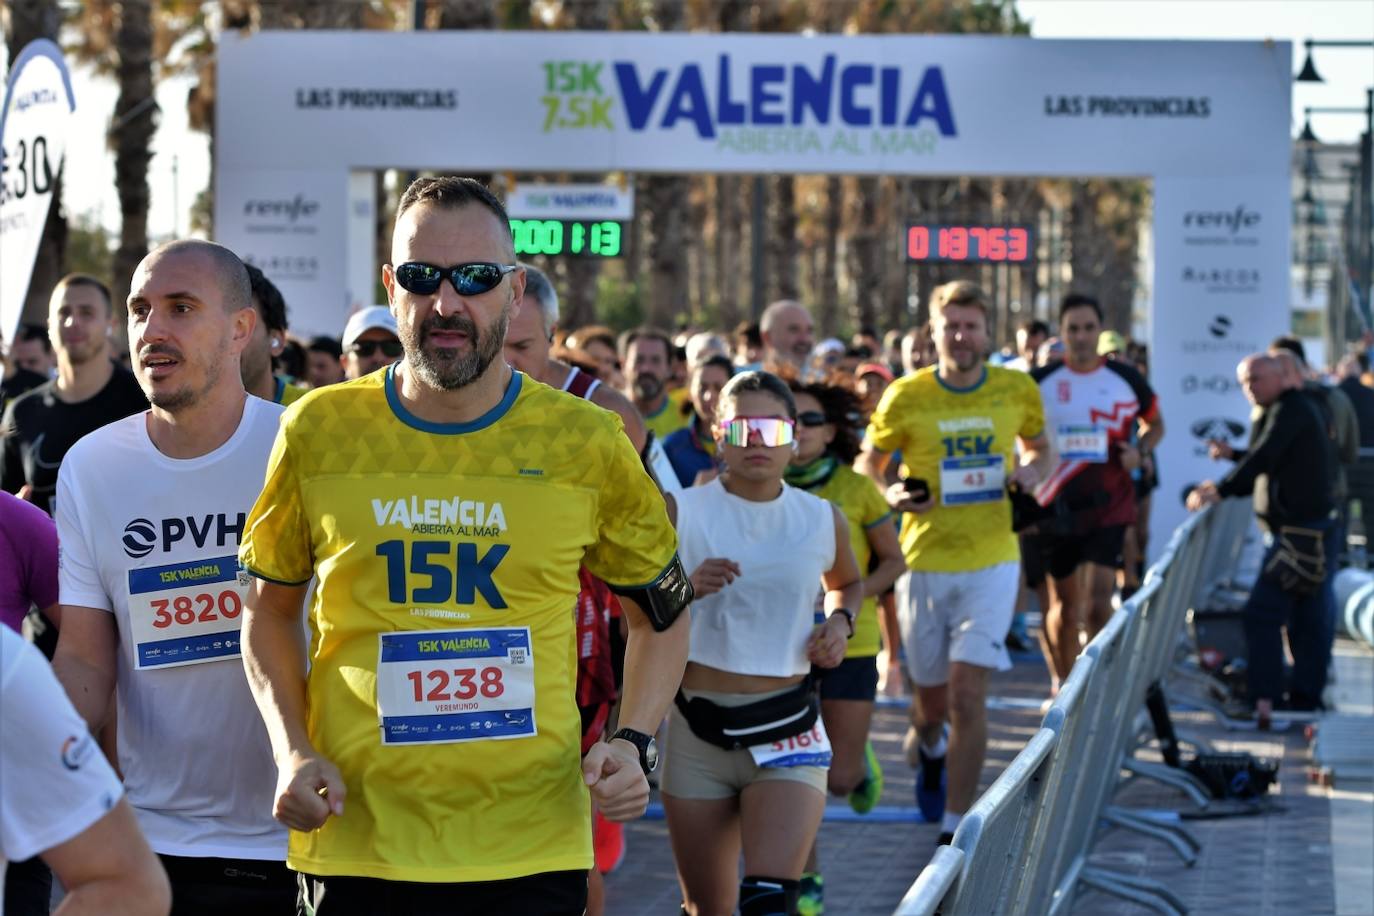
[{"x1": 1, "y1": 173, "x2": 1349, "y2": 916}]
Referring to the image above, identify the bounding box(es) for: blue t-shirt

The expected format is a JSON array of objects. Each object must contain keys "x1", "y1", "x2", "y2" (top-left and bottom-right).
[{"x1": 662, "y1": 421, "x2": 716, "y2": 488}]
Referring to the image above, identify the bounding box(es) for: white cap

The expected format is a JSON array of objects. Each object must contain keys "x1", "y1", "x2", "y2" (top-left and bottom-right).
[{"x1": 342, "y1": 306, "x2": 398, "y2": 349}]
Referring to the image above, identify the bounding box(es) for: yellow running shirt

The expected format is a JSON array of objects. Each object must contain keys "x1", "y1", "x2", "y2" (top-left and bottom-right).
[
  {"x1": 865, "y1": 365, "x2": 1044, "y2": 574},
  {"x1": 240, "y1": 366, "x2": 677, "y2": 883},
  {"x1": 643, "y1": 387, "x2": 692, "y2": 443},
  {"x1": 273, "y1": 376, "x2": 307, "y2": 406},
  {"x1": 809, "y1": 465, "x2": 892, "y2": 658}
]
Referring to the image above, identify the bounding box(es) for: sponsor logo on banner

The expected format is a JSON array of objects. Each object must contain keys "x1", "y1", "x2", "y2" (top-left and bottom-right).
[
  {"x1": 507, "y1": 182, "x2": 634, "y2": 220},
  {"x1": 242, "y1": 193, "x2": 321, "y2": 235},
  {"x1": 0, "y1": 39, "x2": 76, "y2": 343},
  {"x1": 1181, "y1": 205, "x2": 1261, "y2": 247},
  {"x1": 1182, "y1": 266, "x2": 1260, "y2": 294},
  {"x1": 242, "y1": 253, "x2": 320, "y2": 282},
  {"x1": 295, "y1": 88, "x2": 457, "y2": 110},
  {"x1": 1181, "y1": 373, "x2": 1239, "y2": 396},
  {"x1": 1181, "y1": 312, "x2": 1259, "y2": 356},
  {"x1": 1189, "y1": 417, "x2": 1246, "y2": 457},
  {"x1": 1043, "y1": 95, "x2": 1211, "y2": 118},
  {"x1": 535, "y1": 55, "x2": 957, "y2": 158}
]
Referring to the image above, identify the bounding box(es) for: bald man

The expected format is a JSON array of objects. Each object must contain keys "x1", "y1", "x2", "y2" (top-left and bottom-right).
[
  {"x1": 1189, "y1": 352, "x2": 1338, "y2": 724},
  {"x1": 503, "y1": 263, "x2": 647, "y2": 454},
  {"x1": 759, "y1": 299, "x2": 815, "y2": 373},
  {"x1": 52, "y1": 240, "x2": 294, "y2": 912}
]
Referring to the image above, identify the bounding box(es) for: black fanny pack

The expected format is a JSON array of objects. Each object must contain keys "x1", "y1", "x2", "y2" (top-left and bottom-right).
[
  {"x1": 674, "y1": 678, "x2": 818, "y2": 751},
  {"x1": 1262, "y1": 525, "x2": 1326, "y2": 598}
]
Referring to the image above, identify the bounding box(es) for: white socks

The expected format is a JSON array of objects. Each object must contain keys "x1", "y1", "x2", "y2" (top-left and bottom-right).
[
  {"x1": 942, "y1": 812, "x2": 963, "y2": 834},
  {"x1": 923, "y1": 733, "x2": 948, "y2": 759}
]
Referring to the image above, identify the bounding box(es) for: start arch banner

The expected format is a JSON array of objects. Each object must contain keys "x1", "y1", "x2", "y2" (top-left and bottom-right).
[{"x1": 215, "y1": 31, "x2": 1292, "y2": 544}]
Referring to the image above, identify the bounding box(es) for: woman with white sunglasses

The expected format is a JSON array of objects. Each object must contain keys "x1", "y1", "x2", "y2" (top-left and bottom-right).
[{"x1": 661, "y1": 370, "x2": 863, "y2": 916}]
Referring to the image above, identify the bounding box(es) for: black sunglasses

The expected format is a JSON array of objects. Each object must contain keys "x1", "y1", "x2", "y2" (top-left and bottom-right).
[
  {"x1": 394, "y1": 261, "x2": 518, "y2": 297},
  {"x1": 351, "y1": 340, "x2": 404, "y2": 358},
  {"x1": 797, "y1": 411, "x2": 829, "y2": 428}
]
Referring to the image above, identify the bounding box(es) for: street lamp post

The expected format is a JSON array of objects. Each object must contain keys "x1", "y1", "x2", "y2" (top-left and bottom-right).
[{"x1": 1300, "y1": 91, "x2": 1374, "y2": 329}]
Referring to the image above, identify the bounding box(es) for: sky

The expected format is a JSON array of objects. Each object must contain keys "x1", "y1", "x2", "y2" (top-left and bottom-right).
[{"x1": 3, "y1": 0, "x2": 1372, "y2": 238}]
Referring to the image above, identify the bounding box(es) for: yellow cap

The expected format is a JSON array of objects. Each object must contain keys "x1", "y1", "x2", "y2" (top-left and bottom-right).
[{"x1": 1098, "y1": 330, "x2": 1127, "y2": 356}]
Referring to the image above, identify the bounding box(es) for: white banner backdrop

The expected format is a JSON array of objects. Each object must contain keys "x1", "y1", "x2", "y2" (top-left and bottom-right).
[
  {"x1": 215, "y1": 33, "x2": 1291, "y2": 553},
  {"x1": 0, "y1": 39, "x2": 76, "y2": 344},
  {"x1": 216, "y1": 168, "x2": 349, "y2": 335},
  {"x1": 1150, "y1": 179, "x2": 1292, "y2": 545}
]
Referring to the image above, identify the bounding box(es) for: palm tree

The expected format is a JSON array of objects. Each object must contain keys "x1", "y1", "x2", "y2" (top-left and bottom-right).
[
  {"x1": 641, "y1": 0, "x2": 690, "y2": 328},
  {"x1": 108, "y1": 0, "x2": 155, "y2": 314}
]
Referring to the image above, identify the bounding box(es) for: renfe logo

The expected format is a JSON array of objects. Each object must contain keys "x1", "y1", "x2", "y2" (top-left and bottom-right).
[
  {"x1": 243, "y1": 194, "x2": 319, "y2": 222},
  {"x1": 612, "y1": 55, "x2": 957, "y2": 140},
  {"x1": 1182, "y1": 206, "x2": 1260, "y2": 233}
]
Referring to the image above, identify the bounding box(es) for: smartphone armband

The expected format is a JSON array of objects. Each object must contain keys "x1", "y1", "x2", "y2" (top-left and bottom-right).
[{"x1": 610, "y1": 554, "x2": 694, "y2": 632}]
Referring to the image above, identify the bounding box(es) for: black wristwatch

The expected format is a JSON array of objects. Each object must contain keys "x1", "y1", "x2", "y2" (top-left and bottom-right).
[
  {"x1": 829, "y1": 608, "x2": 856, "y2": 639},
  {"x1": 610, "y1": 728, "x2": 659, "y2": 775}
]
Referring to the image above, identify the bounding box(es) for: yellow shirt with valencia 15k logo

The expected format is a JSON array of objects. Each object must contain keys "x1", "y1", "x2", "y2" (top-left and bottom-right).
[{"x1": 240, "y1": 366, "x2": 677, "y2": 883}]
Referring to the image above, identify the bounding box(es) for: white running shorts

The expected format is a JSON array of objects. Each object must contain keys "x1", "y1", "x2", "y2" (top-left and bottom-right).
[{"x1": 896, "y1": 562, "x2": 1019, "y2": 686}]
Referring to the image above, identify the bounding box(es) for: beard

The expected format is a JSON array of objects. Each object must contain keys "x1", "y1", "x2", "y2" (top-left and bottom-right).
[
  {"x1": 61, "y1": 336, "x2": 106, "y2": 366},
  {"x1": 632, "y1": 373, "x2": 664, "y2": 402},
  {"x1": 141, "y1": 345, "x2": 223, "y2": 412},
  {"x1": 403, "y1": 305, "x2": 509, "y2": 391}
]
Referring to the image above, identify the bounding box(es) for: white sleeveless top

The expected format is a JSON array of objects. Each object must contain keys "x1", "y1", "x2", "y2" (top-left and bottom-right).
[{"x1": 675, "y1": 478, "x2": 836, "y2": 676}]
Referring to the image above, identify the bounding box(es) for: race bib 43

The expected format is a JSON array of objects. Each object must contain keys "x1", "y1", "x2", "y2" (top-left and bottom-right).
[
  {"x1": 377, "y1": 628, "x2": 536, "y2": 745},
  {"x1": 940, "y1": 455, "x2": 1005, "y2": 506}
]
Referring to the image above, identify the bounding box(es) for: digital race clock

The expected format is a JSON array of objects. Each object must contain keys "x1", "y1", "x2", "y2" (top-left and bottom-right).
[
  {"x1": 510, "y1": 219, "x2": 624, "y2": 258},
  {"x1": 905, "y1": 224, "x2": 1033, "y2": 263}
]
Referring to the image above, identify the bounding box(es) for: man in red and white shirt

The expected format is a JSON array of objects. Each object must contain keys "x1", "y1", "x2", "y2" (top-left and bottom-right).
[{"x1": 1031, "y1": 294, "x2": 1164, "y2": 690}]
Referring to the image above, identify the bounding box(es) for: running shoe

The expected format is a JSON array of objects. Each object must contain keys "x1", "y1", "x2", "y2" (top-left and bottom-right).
[
  {"x1": 848, "y1": 740, "x2": 884, "y2": 814},
  {"x1": 915, "y1": 731, "x2": 948, "y2": 824},
  {"x1": 797, "y1": 872, "x2": 824, "y2": 916},
  {"x1": 593, "y1": 811, "x2": 626, "y2": 874},
  {"x1": 936, "y1": 831, "x2": 955, "y2": 847}
]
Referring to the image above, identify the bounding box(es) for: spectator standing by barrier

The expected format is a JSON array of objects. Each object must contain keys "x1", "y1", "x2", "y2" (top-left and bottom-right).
[
  {"x1": 1336, "y1": 351, "x2": 1374, "y2": 450},
  {"x1": 859, "y1": 281, "x2": 1052, "y2": 847},
  {"x1": 1189, "y1": 353, "x2": 1338, "y2": 723}
]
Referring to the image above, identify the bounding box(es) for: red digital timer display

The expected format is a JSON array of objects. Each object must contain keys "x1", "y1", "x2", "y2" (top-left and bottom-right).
[{"x1": 905, "y1": 224, "x2": 1033, "y2": 263}]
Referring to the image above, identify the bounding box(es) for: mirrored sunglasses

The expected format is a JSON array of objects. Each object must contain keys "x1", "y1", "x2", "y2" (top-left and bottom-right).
[
  {"x1": 394, "y1": 261, "x2": 518, "y2": 297},
  {"x1": 718, "y1": 416, "x2": 796, "y2": 448}
]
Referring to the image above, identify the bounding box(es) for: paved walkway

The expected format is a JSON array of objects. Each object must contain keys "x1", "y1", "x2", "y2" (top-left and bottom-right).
[
  {"x1": 604, "y1": 652, "x2": 1051, "y2": 915},
  {"x1": 602, "y1": 637, "x2": 1373, "y2": 915}
]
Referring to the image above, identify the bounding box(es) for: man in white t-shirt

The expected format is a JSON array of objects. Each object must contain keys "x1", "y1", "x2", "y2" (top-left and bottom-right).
[
  {"x1": 2, "y1": 626, "x2": 170, "y2": 915},
  {"x1": 51, "y1": 240, "x2": 293, "y2": 913}
]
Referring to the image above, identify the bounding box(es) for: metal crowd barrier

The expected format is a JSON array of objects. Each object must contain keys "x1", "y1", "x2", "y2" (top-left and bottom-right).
[{"x1": 895, "y1": 498, "x2": 1253, "y2": 916}]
